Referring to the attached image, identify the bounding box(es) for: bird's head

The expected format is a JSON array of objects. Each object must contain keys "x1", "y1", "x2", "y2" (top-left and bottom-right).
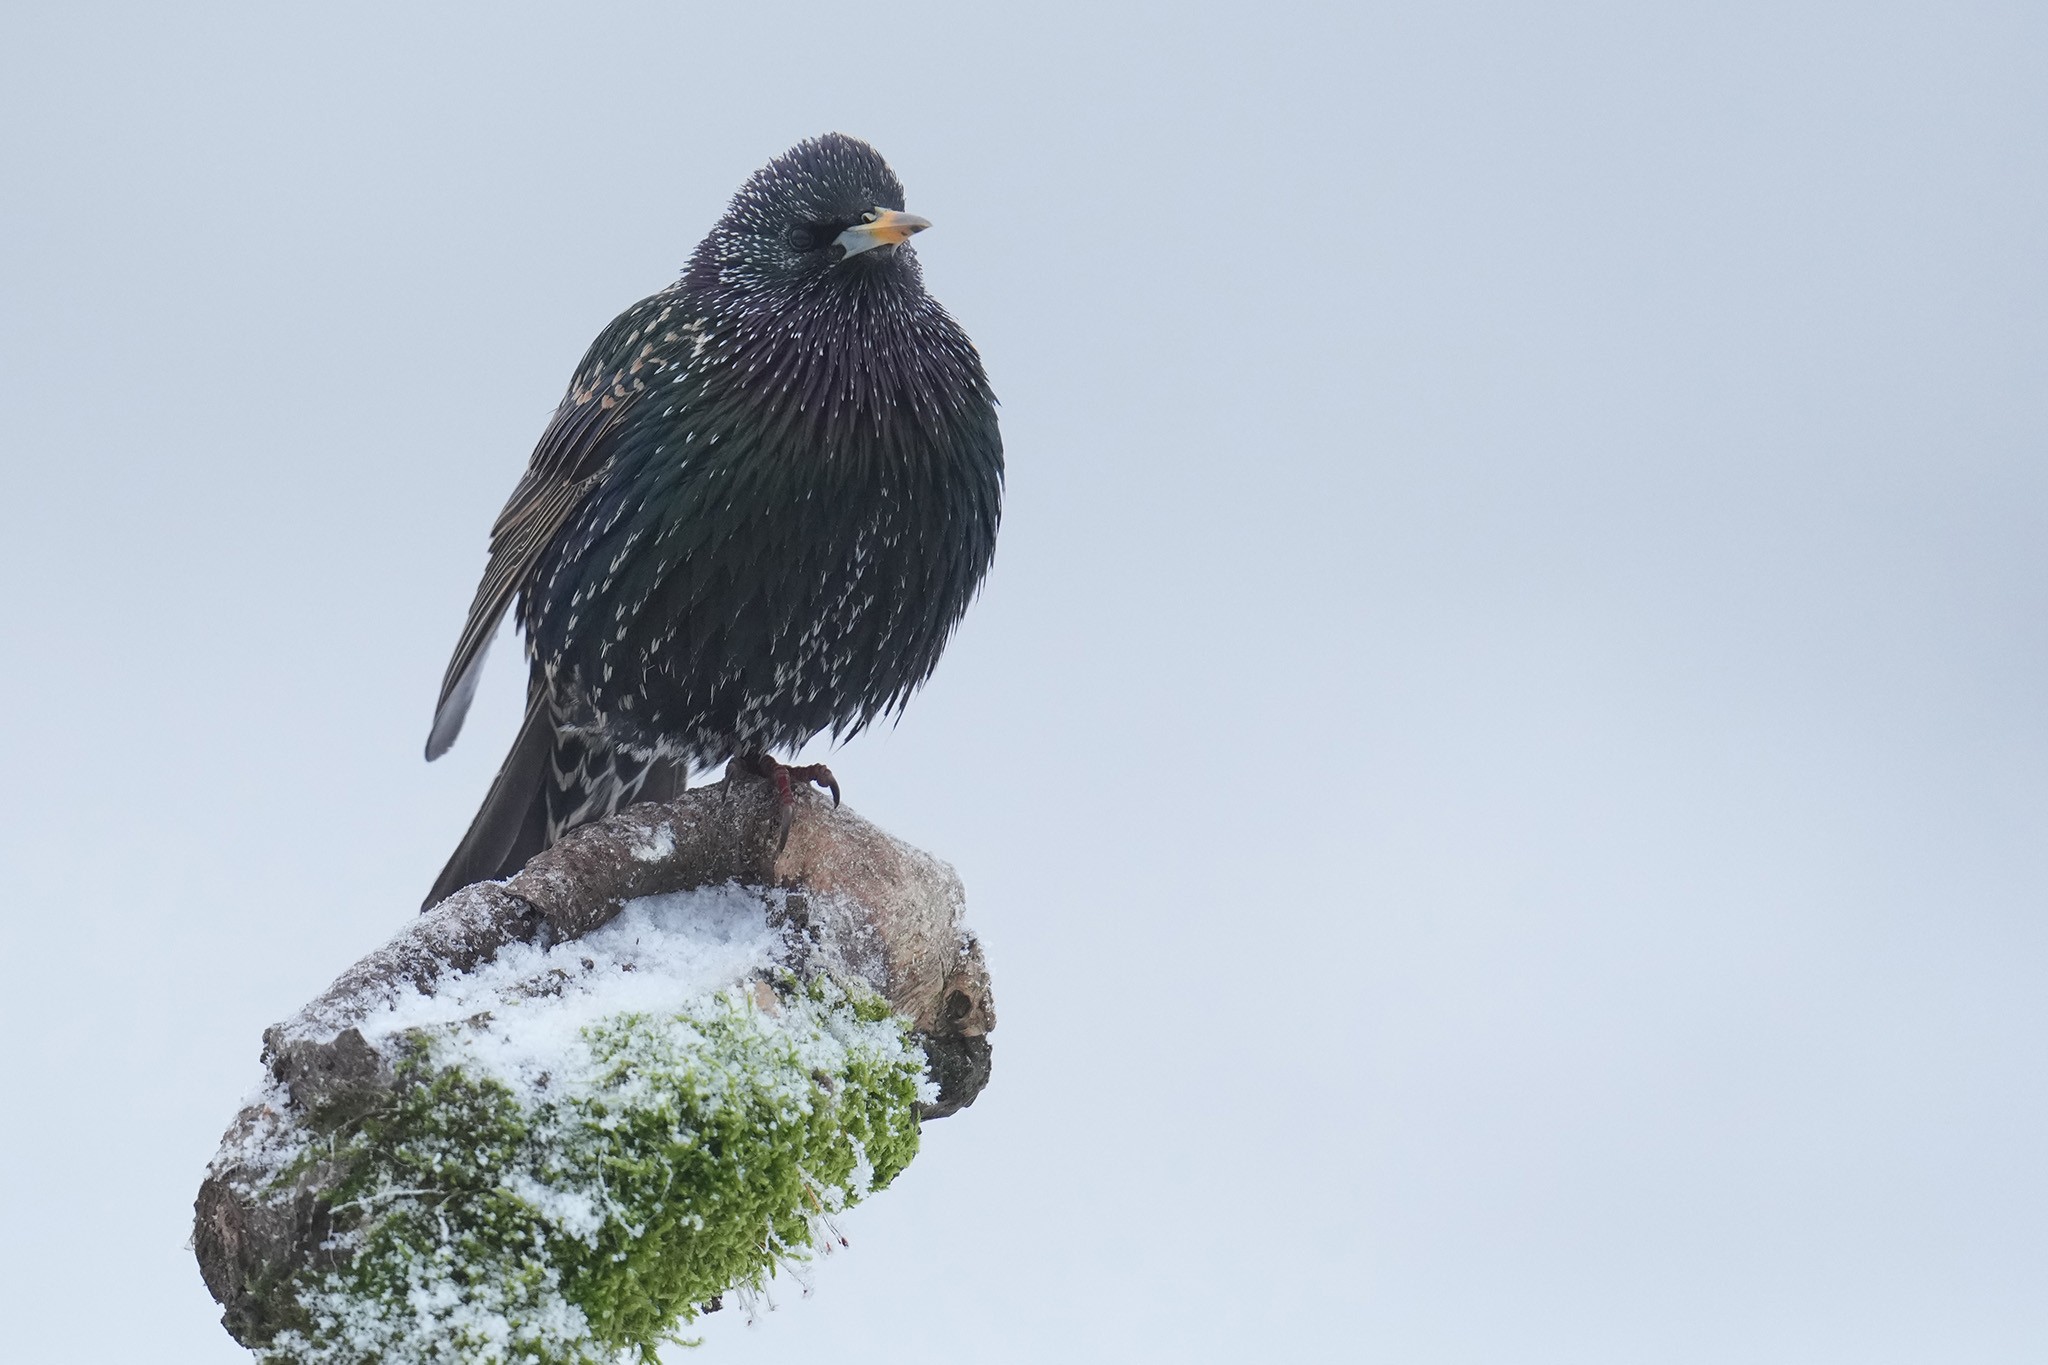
[{"x1": 689, "y1": 133, "x2": 932, "y2": 294}]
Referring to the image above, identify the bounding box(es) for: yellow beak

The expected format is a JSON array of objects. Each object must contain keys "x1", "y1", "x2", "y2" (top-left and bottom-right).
[{"x1": 835, "y1": 208, "x2": 932, "y2": 258}]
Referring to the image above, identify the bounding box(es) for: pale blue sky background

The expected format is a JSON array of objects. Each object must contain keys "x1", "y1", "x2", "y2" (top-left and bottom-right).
[{"x1": 2, "y1": 3, "x2": 2045, "y2": 1361}]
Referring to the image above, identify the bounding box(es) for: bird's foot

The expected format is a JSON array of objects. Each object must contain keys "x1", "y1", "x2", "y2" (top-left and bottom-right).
[{"x1": 741, "y1": 755, "x2": 841, "y2": 852}]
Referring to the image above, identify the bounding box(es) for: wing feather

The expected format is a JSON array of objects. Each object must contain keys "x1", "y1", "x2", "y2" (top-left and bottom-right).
[
  {"x1": 424, "y1": 391, "x2": 626, "y2": 758},
  {"x1": 425, "y1": 288, "x2": 681, "y2": 758}
]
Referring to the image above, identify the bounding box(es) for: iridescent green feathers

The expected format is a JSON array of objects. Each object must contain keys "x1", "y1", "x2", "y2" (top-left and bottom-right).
[{"x1": 425, "y1": 135, "x2": 1001, "y2": 905}]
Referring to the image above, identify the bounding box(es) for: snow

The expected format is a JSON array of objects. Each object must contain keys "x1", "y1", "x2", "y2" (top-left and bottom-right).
[
  {"x1": 219, "y1": 883, "x2": 929, "y2": 1365},
  {"x1": 215, "y1": 884, "x2": 795, "y2": 1269},
  {"x1": 347, "y1": 884, "x2": 786, "y2": 1095},
  {"x1": 628, "y1": 823, "x2": 676, "y2": 861}
]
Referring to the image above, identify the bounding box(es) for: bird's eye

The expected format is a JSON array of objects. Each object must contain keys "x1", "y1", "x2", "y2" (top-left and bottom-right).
[{"x1": 787, "y1": 226, "x2": 817, "y2": 250}]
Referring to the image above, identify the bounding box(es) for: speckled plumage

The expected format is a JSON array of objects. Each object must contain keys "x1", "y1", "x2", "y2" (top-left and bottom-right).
[{"x1": 424, "y1": 135, "x2": 1002, "y2": 906}]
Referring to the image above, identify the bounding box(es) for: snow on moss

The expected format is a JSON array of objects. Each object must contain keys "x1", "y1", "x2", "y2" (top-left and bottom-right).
[{"x1": 226, "y1": 886, "x2": 931, "y2": 1365}]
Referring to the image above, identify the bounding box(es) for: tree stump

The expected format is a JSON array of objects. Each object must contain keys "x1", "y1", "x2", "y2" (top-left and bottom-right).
[{"x1": 193, "y1": 764, "x2": 995, "y2": 1361}]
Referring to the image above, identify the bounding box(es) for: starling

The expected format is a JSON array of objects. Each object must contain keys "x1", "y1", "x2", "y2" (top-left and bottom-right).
[{"x1": 422, "y1": 134, "x2": 1002, "y2": 906}]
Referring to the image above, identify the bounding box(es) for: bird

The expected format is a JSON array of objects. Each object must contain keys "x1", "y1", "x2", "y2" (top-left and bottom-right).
[{"x1": 421, "y1": 134, "x2": 1003, "y2": 908}]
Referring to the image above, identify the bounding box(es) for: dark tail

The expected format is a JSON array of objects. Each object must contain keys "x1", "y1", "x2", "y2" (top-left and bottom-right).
[{"x1": 423, "y1": 688, "x2": 685, "y2": 909}]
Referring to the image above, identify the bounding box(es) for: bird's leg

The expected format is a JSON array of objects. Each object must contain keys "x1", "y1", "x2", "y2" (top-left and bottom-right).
[{"x1": 740, "y1": 754, "x2": 842, "y2": 852}]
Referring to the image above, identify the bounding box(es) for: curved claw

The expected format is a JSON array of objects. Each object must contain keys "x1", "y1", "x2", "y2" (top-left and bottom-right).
[
  {"x1": 789, "y1": 763, "x2": 841, "y2": 807},
  {"x1": 743, "y1": 755, "x2": 842, "y2": 853}
]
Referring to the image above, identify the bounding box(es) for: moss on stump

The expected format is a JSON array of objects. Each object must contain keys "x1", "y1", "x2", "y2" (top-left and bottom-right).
[{"x1": 245, "y1": 976, "x2": 924, "y2": 1364}]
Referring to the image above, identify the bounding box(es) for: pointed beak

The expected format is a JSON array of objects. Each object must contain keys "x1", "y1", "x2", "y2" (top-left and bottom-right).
[{"x1": 835, "y1": 208, "x2": 932, "y2": 258}]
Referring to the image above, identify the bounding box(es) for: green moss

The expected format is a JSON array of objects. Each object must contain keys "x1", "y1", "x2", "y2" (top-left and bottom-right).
[{"x1": 256, "y1": 976, "x2": 926, "y2": 1365}]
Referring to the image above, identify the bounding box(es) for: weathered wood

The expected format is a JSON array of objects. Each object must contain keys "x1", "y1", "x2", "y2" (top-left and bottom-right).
[
  {"x1": 195, "y1": 764, "x2": 995, "y2": 1343},
  {"x1": 264, "y1": 763, "x2": 991, "y2": 1060}
]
